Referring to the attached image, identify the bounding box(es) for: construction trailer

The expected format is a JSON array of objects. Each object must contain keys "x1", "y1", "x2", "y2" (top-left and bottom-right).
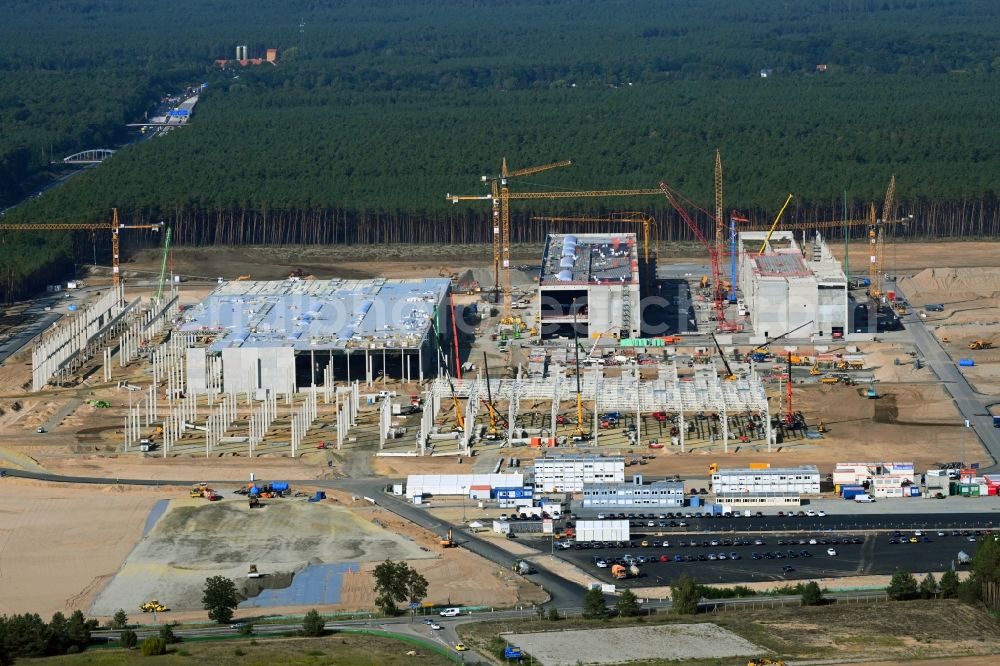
[
  {"x1": 581, "y1": 478, "x2": 685, "y2": 509},
  {"x1": 737, "y1": 231, "x2": 848, "y2": 339},
  {"x1": 712, "y1": 465, "x2": 821, "y2": 495},
  {"x1": 533, "y1": 455, "x2": 626, "y2": 493},
  {"x1": 537, "y1": 233, "x2": 642, "y2": 340},
  {"x1": 182, "y1": 278, "x2": 452, "y2": 393}
]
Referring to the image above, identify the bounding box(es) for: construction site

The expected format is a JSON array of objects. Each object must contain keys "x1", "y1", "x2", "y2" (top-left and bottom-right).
[{"x1": 1, "y1": 158, "x2": 999, "y2": 625}]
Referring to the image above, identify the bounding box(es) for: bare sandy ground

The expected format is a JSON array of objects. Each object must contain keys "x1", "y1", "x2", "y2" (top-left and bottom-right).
[
  {"x1": 89, "y1": 497, "x2": 433, "y2": 615},
  {"x1": 506, "y1": 623, "x2": 762, "y2": 665},
  {"x1": 0, "y1": 478, "x2": 178, "y2": 616}
]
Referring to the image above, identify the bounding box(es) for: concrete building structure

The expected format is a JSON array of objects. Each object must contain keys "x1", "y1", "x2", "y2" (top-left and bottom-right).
[
  {"x1": 712, "y1": 465, "x2": 820, "y2": 495},
  {"x1": 537, "y1": 233, "x2": 641, "y2": 340},
  {"x1": 181, "y1": 278, "x2": 451, "y2": 393},
  {"x1": 533, "y1": 455, "x2": 625, "y2": 493},
  {"x1": 738, "y1": 231, "x2": 847, "y2": 339},
  {"x1": 581, "y1": 478, "x2": 685, "y2": 509}
]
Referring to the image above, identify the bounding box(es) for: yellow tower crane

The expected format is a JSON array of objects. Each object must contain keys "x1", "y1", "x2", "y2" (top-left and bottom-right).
[
  {"x1": 529, "y1": 212, "x2": 655, "y2": 263},
  {"x1": 446, "y1": 159, "x2": 572, "y2": 315},
  {"x1": 447, "y1": 165, "x2": 663, "y2": 322},
  {"x1": 0, "y1": 208, "x2": 162, "y2": 288},
  {"x1": 740, "y1": 176, "x2": 911, "y2": 301}
]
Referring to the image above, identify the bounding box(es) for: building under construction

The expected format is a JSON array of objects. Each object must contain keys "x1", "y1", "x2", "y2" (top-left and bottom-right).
[
  {"x1": 737, "y1": 231, "x2": 848, "y2": 339},
  {"x1": 182, "y1": 278, "x2": 452, "y2": 393},
  {"x1": 537, "y1": 233, "x2": 642, "y2": 340}
]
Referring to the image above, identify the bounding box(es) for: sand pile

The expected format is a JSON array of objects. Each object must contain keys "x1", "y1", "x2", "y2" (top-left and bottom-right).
[{"x1": 901, "y1": 267, "x2": 1000, "y2": 303}]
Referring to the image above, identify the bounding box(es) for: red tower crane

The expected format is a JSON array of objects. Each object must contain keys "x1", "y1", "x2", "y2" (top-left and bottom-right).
[{"x1": 658, "y1": 181, "x2": 737, "y2": 332}]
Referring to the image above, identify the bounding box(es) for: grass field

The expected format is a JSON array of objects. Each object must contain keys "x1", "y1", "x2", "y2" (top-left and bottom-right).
[
  {"x1": 24, "y1": 633, "x2": 456, "y2": 666},
  {"x1": 458, "y1": 600, "x2": 1000, "y2": 665}
]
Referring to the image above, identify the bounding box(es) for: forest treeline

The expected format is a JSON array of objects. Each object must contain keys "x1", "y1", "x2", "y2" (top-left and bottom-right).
[{"x1": 1, "y1": 0, "x2": 999, "y2": 300}]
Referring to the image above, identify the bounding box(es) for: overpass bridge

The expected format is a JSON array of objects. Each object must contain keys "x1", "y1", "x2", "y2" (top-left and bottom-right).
[{"x1": 57, "y1": 149, "x2": 115, "y2": 165}]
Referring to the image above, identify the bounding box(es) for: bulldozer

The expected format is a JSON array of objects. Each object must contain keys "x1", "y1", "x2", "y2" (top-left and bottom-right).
[
  {"x1": 748, "y1": 660, "x2": 786, "y2": 666},
  {"x1": 969, "y1": 340, "x2": 994, "y2": 350},
  {"x1": 189, "y1": 483, "x2": 211, "y2": 498},
  {"x1": 248, "y1": 495, "x2": 261, "y2": 508},
  {"x1": 236, "y1": 274, "x2": 251, "y2": 281},
  {"x1": 140, "y1": 600, "x2": 168, "y2": 613},
  {"x1": 817, "y1": 422, "x2": 828, "y2": 433},
  {"x1": 440, "y1": 528, "x2": 455, "y2": 548}
]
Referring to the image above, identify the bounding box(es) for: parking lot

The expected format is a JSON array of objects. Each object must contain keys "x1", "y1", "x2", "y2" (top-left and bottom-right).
[{"x1": 524, "y1": 514, "x2": 991, "y2": 586}]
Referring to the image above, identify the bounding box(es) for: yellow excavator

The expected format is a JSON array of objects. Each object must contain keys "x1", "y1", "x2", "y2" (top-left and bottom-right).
[
  {"x1": 440, "y1": 528, "x2": 455, "y2": 548},
  {"x1": 809, "y1": 362, "x2": 821, "y2": 376},
  {"x1": 748, "y1": 659, "x2": 786, "y2": 666}
]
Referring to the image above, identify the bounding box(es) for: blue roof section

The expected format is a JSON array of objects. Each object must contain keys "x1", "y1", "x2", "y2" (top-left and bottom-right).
[{"x1": 179, "y1": 278, "x2": 450, "y2": 351}]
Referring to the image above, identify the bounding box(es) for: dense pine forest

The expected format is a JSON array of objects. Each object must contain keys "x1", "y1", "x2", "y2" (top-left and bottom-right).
[{"x1": 1, "y1": 0, "x2": 999, "y2": 298}]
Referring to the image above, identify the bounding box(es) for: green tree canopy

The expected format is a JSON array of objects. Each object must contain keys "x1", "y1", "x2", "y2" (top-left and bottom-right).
[
  {"x1": 371, "y1": 560, "x2": 429, "y2": 616},
  {"x1": 886, "y1": 569, "x2": 919, "y2": 601},
  {"x1": 201, "y1": 576, "x2": 240, "y2": 624},
  {"x1": 583, "y1": 588, "x2": 607, "y2": 619},
  {"x1": 671, "y1": 574, "x2": 700, "y2": 615}
]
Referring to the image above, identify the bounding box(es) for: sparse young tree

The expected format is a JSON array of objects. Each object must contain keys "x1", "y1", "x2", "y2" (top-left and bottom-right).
[
  {"x1": 919, "y1": 573, "x2": 938, "y2": 599},
  {"x1": 202, "y1": 576, "x2": 240, "y2": 624},
  {"x1": 237, "y1": 622, "x2": 253, "y2": 636},
  {"x1": 302, "y1": 609, "x2": 325, "y2": 637},
  {"x1": 886, "y1": 569, "x2": 919, "y2": 601},
  {"x1": 582, "y1": 587, "x2": 607, "y2": 619},
  {"x1": 111, "y1": 609, "x2": 129, "y2": 630},
  {"x1": 939, "y1": 570, "x2": 960, "y2": 599},
  {"x1": 616, "y1": 589, "x2": 639, "y2": 617},
  {"x1": 800, "y1": 581, "x2": 824, "y2": 606},
  {"x1": 547, "y1": 606, "x2": 560, "y2": 621},
  {"x1": 671, "y1": 574, "x2": 700, "y2": 615},
  {"x1": 372, "y1": 560, "x2": 429, "y2": 616}
]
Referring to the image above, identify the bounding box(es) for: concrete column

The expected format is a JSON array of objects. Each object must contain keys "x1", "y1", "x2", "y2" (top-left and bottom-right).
[
  {"x1": 722, "y1": 405, "x2": 729, "y2": 454},
  {"x1": 679, "y1": 409, "x2": 685, "y2": 453}
]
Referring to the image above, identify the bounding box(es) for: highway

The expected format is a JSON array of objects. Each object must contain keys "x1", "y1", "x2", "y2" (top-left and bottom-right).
[{"x1": 896, "y1": 283, "x2": 1000, "y2": 472}]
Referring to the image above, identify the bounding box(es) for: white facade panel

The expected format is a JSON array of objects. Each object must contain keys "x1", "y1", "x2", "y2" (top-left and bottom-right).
[
  {"x1": 712, "y1": 466, "x2": 820, "y2": 495},
  {"x1": 406, "y1": 473, "x2": 524, "y2": 498},
  {"x1": 533, "y1": 457, "x2": 625, "y2": 493},
  {"x1": 577, "y1": 519, "x2": 630, "y2": 542}
]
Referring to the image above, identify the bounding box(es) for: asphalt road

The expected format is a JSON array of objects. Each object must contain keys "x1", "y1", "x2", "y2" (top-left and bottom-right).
[
  {"x1": 329, "y1": 478, "x2": 589, "y2": 607},
  {"x1": 896, "y1": 284, "x2": 1000, "y2": 472}
]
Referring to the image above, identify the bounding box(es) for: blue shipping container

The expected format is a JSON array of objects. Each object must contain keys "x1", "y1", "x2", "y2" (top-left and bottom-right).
[
  {"x1": 271, "y1": 482, "x2": 289, "y2": 492},
  {"x1": 839, "y1": 485, "x2": 864, "y2": 496},
  {"x1": 689, "y1": 496, "x2": 701, "y2": 508},
  {"x1": 959, "y1": 359, "x2": 975, "y2": 367},
  {"x1": 842, "y1": 488, "x2": 865, "y2": 499}
]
